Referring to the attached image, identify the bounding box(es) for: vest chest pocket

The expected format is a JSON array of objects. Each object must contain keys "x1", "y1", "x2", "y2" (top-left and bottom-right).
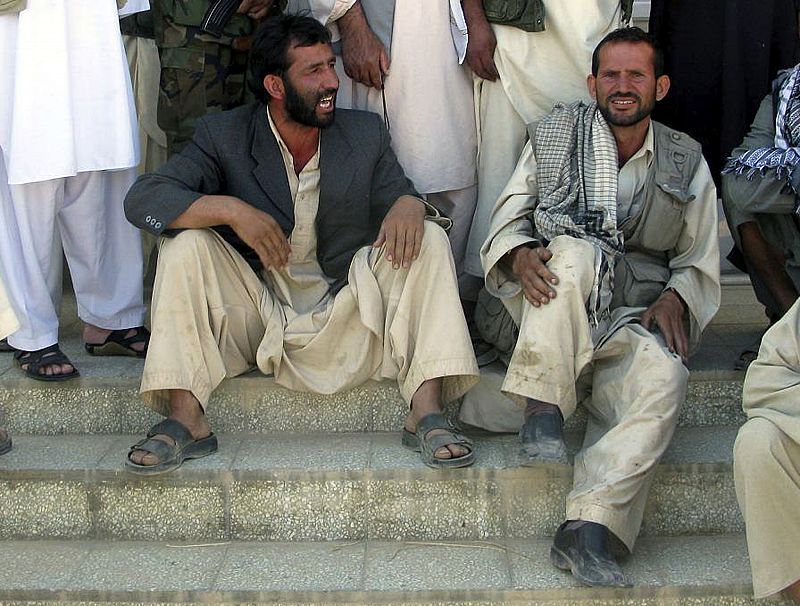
[
  {"x1": 630, "y1": 182, "x2": 692, "y2": 252},
  {"x1": 483, "y1": 0, "x2": 527, "y2": 21}
]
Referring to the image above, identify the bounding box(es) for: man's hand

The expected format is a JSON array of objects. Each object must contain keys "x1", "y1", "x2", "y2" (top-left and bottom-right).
[
  {"x1": 338, "y1": 1, "x2": 390, "y2": 89},
  {"x1": 462, "y1": 0, "x2": 498, "y2": 81},
  {"x1": 464, "y1": 13, "x2": 498, "y2": 81},
  {"x1": 374, "y1": 196, "x2": 427, "y2": 269},
  {"x1": 229, "y1": 201, "x2": 291, "y2": 270},
  {"x1": 507, "y1": 245, "x2": 558, "y2": 307},
  {"x1": 641, "y1": 289, "x2": 688, "y2": 362},
  {"x1": 237, "y1": 0, "x2": 272, "y2": 19}
]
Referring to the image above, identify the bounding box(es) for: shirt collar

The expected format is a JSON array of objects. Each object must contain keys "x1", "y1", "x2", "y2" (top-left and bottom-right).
[{"x1": 623, "y1": 121, "x2": 655, "y2": 168}]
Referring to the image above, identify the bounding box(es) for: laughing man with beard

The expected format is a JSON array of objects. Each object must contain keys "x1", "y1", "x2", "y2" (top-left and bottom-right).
[
  {"x1": 480, "y1": 27, "x2": 720, "y2": 586},
  {"x1": 123, "y1": 14, "x2": 479, "y2": 475}
]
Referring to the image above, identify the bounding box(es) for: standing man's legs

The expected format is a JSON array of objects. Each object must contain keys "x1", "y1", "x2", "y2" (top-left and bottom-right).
[
  {"x1": 57, "y1": 169, "x2": 147, "y2": 354},
  {"x1": 465, "y1": 77, "x2": 527, "y2": 277}
]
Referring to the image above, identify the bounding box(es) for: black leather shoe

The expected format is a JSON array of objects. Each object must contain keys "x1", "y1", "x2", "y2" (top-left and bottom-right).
[
  {"x1": 519, "y1": 408, "x2": 568, "y2": 465},
  {"x1": 550, "y1": 521, "x2": 630, "y2": 587}
]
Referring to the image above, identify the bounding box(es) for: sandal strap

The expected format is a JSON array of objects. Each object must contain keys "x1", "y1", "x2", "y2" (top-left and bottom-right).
[
  {"x1": 146, "y1": 418, "x2": 193, "y2": 448},
  {"x1": 128, "y1": 436, "x2": 175, "y2": 462},
  {"x1": 415, "y1": 412, "x2": 472, "y2": 449},
  {"x1": 14, "y1": 344, "x2": 73, "y2": 372},
  {"x1": 105, "y1": 327, "x2": 150, "y2": 348}
]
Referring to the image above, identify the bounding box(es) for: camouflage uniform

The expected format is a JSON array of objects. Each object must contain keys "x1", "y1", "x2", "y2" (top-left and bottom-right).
[{"x1": 151, "y1": 1, "x2": 255, "y2": 154}]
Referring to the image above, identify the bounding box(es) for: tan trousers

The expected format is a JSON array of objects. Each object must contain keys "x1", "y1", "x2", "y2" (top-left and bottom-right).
[
  {"x1": 140, "y1": 225, "x2": 479, "y2": 414},
  {"x1": 734, "y1": 298, "x2": 800, "y2": 599},
  {"x1": 502, "y1": 236, "x2": 688, "y2": 550}
]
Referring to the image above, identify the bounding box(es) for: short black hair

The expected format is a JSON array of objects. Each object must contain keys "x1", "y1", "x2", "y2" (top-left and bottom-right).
[
  {"x1": 248, "y1": 13, "x2": 332, "y2": 102},
  {"x1": 591, "y1": 27, "x2": 664, "y2": 78}
]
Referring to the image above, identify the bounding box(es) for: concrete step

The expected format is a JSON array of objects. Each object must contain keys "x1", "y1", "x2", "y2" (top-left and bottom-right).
[
  {"x1": 0, "y1": 534, "x2": 779, "y2": 605},
  {"x1": 0, "y1": 327, "x2": 753, "y2": 435},
  {"x1": 0, "y1": 427, "x2": 742, "y2": 542}
]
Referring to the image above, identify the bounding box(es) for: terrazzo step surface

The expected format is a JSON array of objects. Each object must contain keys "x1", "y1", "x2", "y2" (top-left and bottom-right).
[
  {"x1": 0, "y1": 534, "x2": 782, "y2": 606},
  {"x1": 0, "y1": 324, "x2": 754, "y2": 436},
  {"x1": 0, "y1": 427, "x2": 742, "y2": 542}
]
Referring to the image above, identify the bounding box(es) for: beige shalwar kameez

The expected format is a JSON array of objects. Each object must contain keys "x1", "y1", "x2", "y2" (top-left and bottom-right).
[
  {"x1": 140, "y1": 111, "x2": 478, "y2": 413},
  {"x1": 734, "y1": 298, "x2": 800, "y2": 599},
  {"x1": 475, "y1": 124, "x2": 720, "y2": 550}
]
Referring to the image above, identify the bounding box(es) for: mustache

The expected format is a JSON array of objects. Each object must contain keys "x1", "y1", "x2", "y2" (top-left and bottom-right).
[{"x1": 607, "y1": 92, "x2": 641, "y2": 102}]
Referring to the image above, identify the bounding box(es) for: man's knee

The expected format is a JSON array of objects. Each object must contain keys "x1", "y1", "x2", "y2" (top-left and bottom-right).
[
  {"x1": 418, "y1": 221, "x2": 453, "y2": 259},
  {"x1": 734, "y1": 417, "x2": 785, "y2": 476},
  {"x1": 158, "y1": 229, "x2": 223, "y2": 271},
  {"x1": 544, "y1": 235, "x2": 597, "y2": 293}
]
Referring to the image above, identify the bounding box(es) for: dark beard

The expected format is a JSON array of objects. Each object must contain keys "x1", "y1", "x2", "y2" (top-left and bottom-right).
[
  {"x1": 598, "y1": 93, "x2": 655, "y2": 127},
  {"x1": 284, "y1": 78, "x2": 335, "y2": 128}
]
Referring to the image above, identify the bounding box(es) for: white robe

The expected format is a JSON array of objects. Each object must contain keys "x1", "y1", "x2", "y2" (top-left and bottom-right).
[
  {"x1": 0, "y1": 0, "x2": 144, "y2": 184},
  {"x1": 301, "y1": 0, "x2": 477, "y2": 195},
  {"x1": 0, "y1": 0, "x2": 147, "y2": 349}
]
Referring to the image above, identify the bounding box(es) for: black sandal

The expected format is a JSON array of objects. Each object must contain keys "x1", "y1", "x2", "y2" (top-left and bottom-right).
[
  {"x1": 14, "y1": 344, "x2": 80, "y2": 382},
  {"x1": 85, "y1": 326, "x2": 150, "y2": 358},
  {"x1": 125, "y1": 418, "x2": 218, "y2": 476}
]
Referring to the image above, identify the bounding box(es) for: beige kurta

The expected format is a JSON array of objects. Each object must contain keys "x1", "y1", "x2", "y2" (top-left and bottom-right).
[
  {"x1": 140, "y1": 110, "x2": 478, "y2": 412},
  {"x1": 734, "y1": 298, "x2": 800, "y2": 599},
  {"x1": 462, "y1": 121, "x2": 719, "y2": 550},
  {"x1": 465, "y1": 1, "x2": 625, "y2": 276}
]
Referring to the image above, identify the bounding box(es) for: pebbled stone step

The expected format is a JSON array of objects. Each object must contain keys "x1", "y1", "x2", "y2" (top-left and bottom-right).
[
  {"x1": 0, "y1": 327, "x2": 751, "y2": 436},
  {"x1": 0, "y1": 427, "x2": 742, "y2": 542},
  {"x1": 0, "y1": 533, "x2": 780, "y2": 605}
]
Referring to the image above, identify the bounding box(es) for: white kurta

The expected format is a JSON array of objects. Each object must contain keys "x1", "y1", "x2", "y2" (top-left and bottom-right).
[
  {"x1": 0, "y1": 0, "x2": 141, "y2": 184},
  {"x1": 308, "y1": 0, "x2": 477, "y2": 195},
  {"x1": 0, "y1": 1, "x2": 147, "y2": 350}
]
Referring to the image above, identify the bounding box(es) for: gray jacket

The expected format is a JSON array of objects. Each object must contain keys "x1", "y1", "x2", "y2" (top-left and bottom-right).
[{"x1": 124, "y1": 103, "x2": 417, "y2": 293}]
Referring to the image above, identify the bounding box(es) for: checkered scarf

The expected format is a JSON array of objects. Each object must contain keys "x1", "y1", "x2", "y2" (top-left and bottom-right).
[
  {"x1": 532, "y1": 101, "x2": 624, "y2": 257},
  {"x1": 531, "y1": 101, "x2": 623, "y2": 323},
  {"x1": 724, "y1": 65, "x2": 800, "y2": 213}
]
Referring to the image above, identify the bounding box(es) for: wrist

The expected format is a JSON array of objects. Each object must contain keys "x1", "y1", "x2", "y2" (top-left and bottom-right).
[
  {"x1": 338, "y1": 1, "x2": 368, "y2": 37},
  {"x1": 664, "y1": 287, "x2": 685, "y2": 310}
]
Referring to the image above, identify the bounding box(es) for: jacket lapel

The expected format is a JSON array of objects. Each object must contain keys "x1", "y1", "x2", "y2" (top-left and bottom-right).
[
  {"x1": 250, "y1": 108, "x2": 294, "y2": 226},
  {"x1": 318, "y1": 120, "x2": 356, "y2": 221}
]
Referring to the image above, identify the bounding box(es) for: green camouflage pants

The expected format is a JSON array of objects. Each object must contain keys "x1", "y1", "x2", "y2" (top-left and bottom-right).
[{"x1": 158, "y1": 41, "x2": 250, "y2": 155}]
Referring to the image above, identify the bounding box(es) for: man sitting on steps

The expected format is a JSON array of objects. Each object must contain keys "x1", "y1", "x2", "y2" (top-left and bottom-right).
[
  {"x1": 481, "y1": 27, "x2": 720, "y2": 586},
  {"x1": 123, "y1": 14, "x2": 479, "y2": 475},
  {"x1": 722, "y1": 64, "x2": 800, "y2": 369}
]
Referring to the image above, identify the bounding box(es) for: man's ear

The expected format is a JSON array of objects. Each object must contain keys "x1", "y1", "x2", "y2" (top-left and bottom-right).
[
  {"x1": 263, "y1": 74, "x2": 284, "y2": 100},
  {"x1": 587, "y1": 74, "x2": 598, "y2": 100},
  {"x1": 655, "y1": 74, "x2": 670, "y2": 102}
]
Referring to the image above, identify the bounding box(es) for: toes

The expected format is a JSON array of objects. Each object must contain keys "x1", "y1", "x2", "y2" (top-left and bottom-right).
[{"x1": 434, "y1": 446, "x2": 453, "y2": 460}]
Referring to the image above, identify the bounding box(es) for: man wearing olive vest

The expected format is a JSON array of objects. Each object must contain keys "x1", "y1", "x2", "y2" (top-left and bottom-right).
[{"x1": 480, "y1": 28, "x2": 720, "y2": 587}]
